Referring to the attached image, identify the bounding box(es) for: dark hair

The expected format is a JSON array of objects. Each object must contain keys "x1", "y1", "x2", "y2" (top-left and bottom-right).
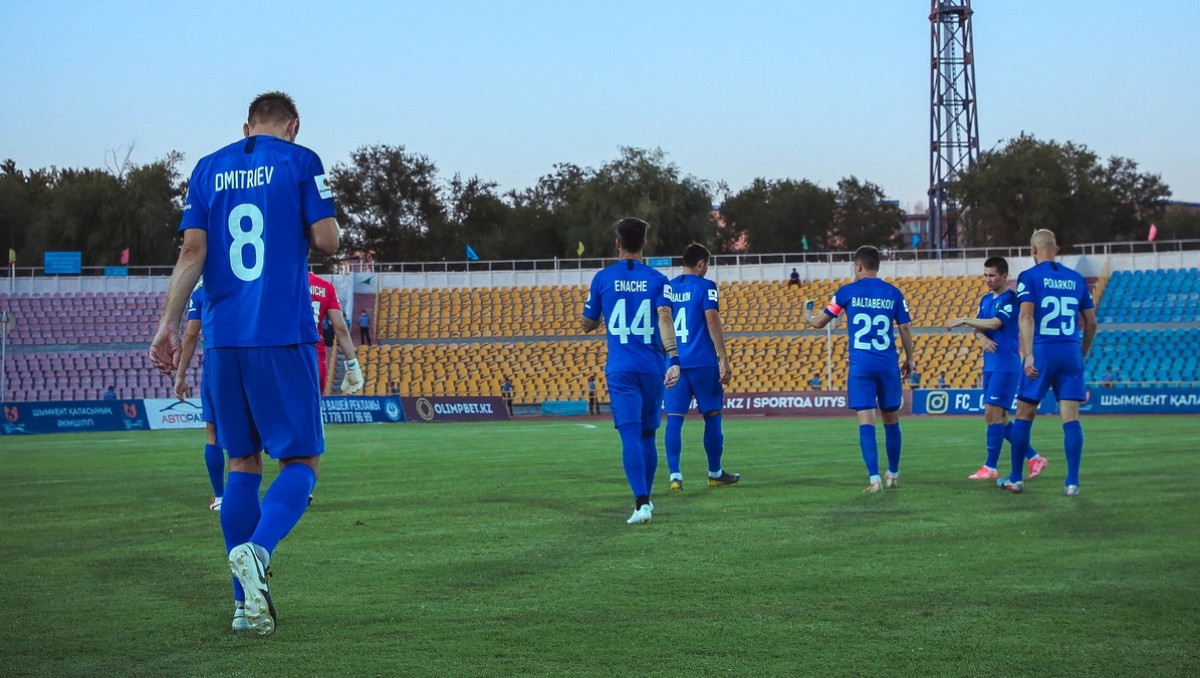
[
  {"x1": 614, "y1": 218, "x2": 648, "y2": 252},
  {"x1": 853, "y1": 245, "x2": 881, "y2": 272},
  {"x1": 248, "y1": 91, "x2": 299, "y2": 126},
  {"x1": 682, "y1": 244, "x2": 710, "y2": 267},
  {"x1": 983, "y1": 256, "x2": 1009, "y2": 275}
]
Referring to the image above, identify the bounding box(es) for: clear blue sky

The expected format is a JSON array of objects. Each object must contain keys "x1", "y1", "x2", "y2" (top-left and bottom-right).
[{"x1": 2, "y1": 1, "x2": 1197, "y2": 209}]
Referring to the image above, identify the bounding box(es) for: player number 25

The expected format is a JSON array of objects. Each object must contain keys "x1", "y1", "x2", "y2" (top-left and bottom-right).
[
  {"x1": 608, "y1": 298, "x2": 654, "y2": 345},
  {"x1": 1039, "y1": 296, "x2": 1078, "y2": 336},
  {"x1": 228, "y1": 203, "x2": 265, "y2": 282},
  {"x1": 851, "y1": 313, "x2": 891, "y2": 351}
]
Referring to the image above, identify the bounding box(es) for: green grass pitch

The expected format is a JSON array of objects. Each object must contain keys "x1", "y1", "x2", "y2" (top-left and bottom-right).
[{"x1": 1, "y1": 415, "x2": 1198, "y2": 677}]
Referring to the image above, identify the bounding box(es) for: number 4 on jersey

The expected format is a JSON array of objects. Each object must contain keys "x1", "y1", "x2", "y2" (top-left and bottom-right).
[{"x1": 608, "y1": 298, "x2": 654, "y2": 344}]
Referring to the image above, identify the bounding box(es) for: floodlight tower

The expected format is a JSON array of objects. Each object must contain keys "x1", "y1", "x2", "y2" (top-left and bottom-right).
[{"x1": 928, "y1": 0, "x2": 979, "y2": 249}]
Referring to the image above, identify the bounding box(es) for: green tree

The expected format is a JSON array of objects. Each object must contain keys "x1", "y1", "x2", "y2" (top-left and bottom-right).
[
  {"x1": 717, "y1": 178, "x2": 836, "y2": 253},
  {"x1": 329, "y1": 145, "x2": 445, "y2": 261},
  {"x1": 951, "y1": 134, "x2": 1171, "y2": 247},
  {"x1": 833, "y1": 176, "x2": 903, "y2": 250},
  {"x1": 569, "y1": 147, "x2": 716, "y2": 258},
  {"x1": 0, "y1": 160, "x2": 52, "y2": 266}
]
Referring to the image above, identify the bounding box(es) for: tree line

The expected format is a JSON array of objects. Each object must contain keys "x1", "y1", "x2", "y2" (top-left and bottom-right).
[{"x1": 2, "y1": 135, "x2": 1193, "y2": 268}]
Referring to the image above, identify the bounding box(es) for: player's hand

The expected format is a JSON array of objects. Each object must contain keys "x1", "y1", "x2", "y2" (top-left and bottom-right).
[
  {"x1": 173, "y1": 375, "x2": 191, "y2": 401},
  {"x1": 150, "y1": 324, "x2": 181, "y2": 377},
  {"x1": 946, "y1": 317, "x2": 966, "y2": 331},
  {"x1": 341, "y1": 358, "x2": 364, "y2": 394},
  {"x1": 664, "y1": 364, "x2": 680, "y2": 389},
  {"x1": 900, "y1": 359, "x2": 914, "y2": 380},
  {"x1": 980, "y1": 337, "x2": 997, "y2": 353},
  {"x1": 1023, "y1": 354, "x2": 1039, "y2": 379},
  {"x1": 718, "y1": 359, "x2": 732, "y2": 385}
]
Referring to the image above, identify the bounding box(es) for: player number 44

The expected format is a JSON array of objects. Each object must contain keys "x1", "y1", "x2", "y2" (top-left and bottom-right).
[{"x1": 608, "y1": 298, "x2": 654, "y2": 344}]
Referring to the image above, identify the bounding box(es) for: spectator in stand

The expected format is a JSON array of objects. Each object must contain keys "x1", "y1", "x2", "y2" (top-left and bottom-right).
[
  {"x1": 389, "y1": 380, "x2": 400, "y2": 396},
  {"x1": 808, "y1": 375, "x2": 822, "y2": 391},
  {"x1": 587, "y1": 374, "x2": 599, "y2": 415},
  {"x1": 938, "y1": 372, "x2": 947, "y2": 388},
  {"x1": 357, "y1": 310, "x2": 372, "y2": 346},
  {"x1": 909, "y1": 369, "x2": 921, "y2": 390},
  {"x1": 103, "y1": 385, "x2": 117, "y2": 400},
  {"x1": 1101, "y1": 368, "x2": 1115, "y2": 388},
  {"x1": 788, "y1": 268, "x2": 801, "y2": 286},
  {"x1": 501, "y1": 376, "x2": 515, "y2": 416}
]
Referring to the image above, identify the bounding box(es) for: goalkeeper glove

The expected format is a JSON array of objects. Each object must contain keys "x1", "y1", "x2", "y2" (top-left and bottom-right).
[{"x1": 341, "y1": 358, "x2": 364, "y2": 394}]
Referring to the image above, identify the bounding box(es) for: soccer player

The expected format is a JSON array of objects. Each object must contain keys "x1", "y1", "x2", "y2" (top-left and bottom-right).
[
  {"x1": 172, "y1": 280, "x2": 226, "y2": 511},
  {"x1": 308, "y1": 271, "x2": 362, "y2": 396},
  {"x1": 151, "y1": 91, "x2": 340, "y2": 635},
  {"x1": 805, "y1": 246, "x2": 914, "y2": 492},
  {"x1": 945, "y1": 257, "x2": 1047, "y2": 482},
  {"x1": 1000, "y1": 229, "x2": 1097, "y2": 496},
  {"x1": 663, "y1": 244, "x2": 739, "y2": 492},
  {"x1": 581, "y1": 218, "x2": 681, "y2": 525}
]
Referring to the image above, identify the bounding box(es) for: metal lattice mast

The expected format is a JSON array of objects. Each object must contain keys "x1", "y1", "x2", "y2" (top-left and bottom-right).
[{"x1": 929, "y1": 0, "x2": 979, "y2": 249}]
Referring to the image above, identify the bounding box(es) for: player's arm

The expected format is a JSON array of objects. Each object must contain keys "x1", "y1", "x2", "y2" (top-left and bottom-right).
[
  {"x1": 897, "y1": 322, "x2": 915, "y2": 380},
  {"x1": 174, "y1": 319, "x2": 201, "y2": 399},
  {"x1": 946, "y1": 316, "x2": 1001, "y2": 331},
  {"x1": 580, "y1": 316, "x2": 600, "y2": 333},
  {"x1": 1080, "y1": 307, "x2": 1098, "y2": 359},
  {"x1": 805, "y1": 304, "x2": 836, "y2": 329},
  {"x1": 328, "y1": 309, "x2": 357, "y2": 362},
  {"x1": 328, "y1": 308, "x2": 364, "y2": 394},
  {"x1": 1018, "y1": 300, "x2": 1037, "y2": 377},
  {"x1": 705, "y1": 308, "x2": 732, "y2": 385},
  {"x1": 151, "y1": 229, "x2": 207, "y2": 376},
  {"x1": 657, "y1": 304, "x2": 681, "y2": 388},
  {"x1": 309, "y1": 216, "x2": 340, "y2": 256}
]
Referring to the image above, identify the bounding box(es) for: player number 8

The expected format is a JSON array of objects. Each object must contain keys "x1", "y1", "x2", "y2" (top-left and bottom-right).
[{"x1": 228, "y1": 203, "x2": 265, "y2": 282}]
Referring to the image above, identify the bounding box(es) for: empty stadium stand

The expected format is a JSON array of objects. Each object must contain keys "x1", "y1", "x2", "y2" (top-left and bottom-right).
[
  {"x1": 2, "y1": 263, "x2": 1197, "y2": 404},
  {"x1": 1096, "y1": 268, "x2": 1200, "y2": 324}
]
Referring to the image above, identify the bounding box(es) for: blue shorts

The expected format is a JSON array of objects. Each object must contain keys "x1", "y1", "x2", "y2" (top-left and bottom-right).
[
  {"x1": 200, "y1": 357, "x2": 215, "y2": 424},
  {"x1": 607, "y1": 371, "x2": 665, "y2": 430},
  {"x1": 207, "y1": 345, "x2": 325, "y2": 460},
  {"x1": 664, "y1": 366, "x2": 723, "y2": 415},
  {"x1": 847, "y1": 366, "x2": 903, "y2": 412},
  {"x1": 1018, "y1": 343, "x2": 1086, "y2": 403},
  {"x1": 981, "y1": 371, "x2": 1020, "y2": 411}
]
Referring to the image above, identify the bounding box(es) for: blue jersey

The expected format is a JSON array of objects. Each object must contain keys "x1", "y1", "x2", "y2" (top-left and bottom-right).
[
  {"x1": 667, "y1": 274, "x2": 720, "y2": 369},
  {"x1": 978, "y1": 290, "x2": 1020, "y2": 374},
  {"x1": 186, "y1": 286, "x2": 206, "y2": 323},
  {"x1": 825, "y1": 277, "x2": 912, "y2": 372},
  {"x1": 1015, "y1": 261, "x2": 1095, "y2": 345},
  {"x1": 179, "y1": 135, "x2": 336, "y2": 348},
  {"x1": 584, "y1": 260, "x2": 671, "y2": 375}
]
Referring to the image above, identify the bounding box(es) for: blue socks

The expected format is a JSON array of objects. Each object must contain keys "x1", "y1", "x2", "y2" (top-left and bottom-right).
[
  {"x1": 883, "y1": 422, "x2": 901, "y2": 475},
  {"x1": 618, "y1": 423, "x2": 649, "y2": 498},
  {"x1": 1005, "y1": 422, "x2": 1040, "y2": 461},
  {"x1": 250, "y1": 464, "x2": 317, "y2": 555},
  {"x1": 220, "y1": 472, "x2": 262, "y2": 601},
  {"x1": 1063, "y1": 421, "x2": 1083, "y2": 487},
  {"x1": 204, "y1": 443, "x2": 225, "y2": 497},
  {"x1": 640, "y1": 430, "x2": 658, "y2": 497},
  {"x1": 859, "y1": 424, "x2": 880, "y2": 477},
  {"x1": 985, "y1": 423, "x2": 1005, "y2": 469},
  {"x1": 1008, "y1": 419, "x2": 1033, "y2": 482},
  {"x1": 664, "y1": 415, "x2": 684, "y2": 476},
  {"x1": 703, "y1": 413, "x2": 724, "y2": 474}
]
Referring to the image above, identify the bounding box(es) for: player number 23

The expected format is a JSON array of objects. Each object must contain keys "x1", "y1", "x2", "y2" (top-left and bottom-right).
[
  {"x1": 228, "y1": 203, "x2": 265, "y2": 282},
  {"x1": 851, "y1": 314, "x2": 891, "y2": 351}
]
